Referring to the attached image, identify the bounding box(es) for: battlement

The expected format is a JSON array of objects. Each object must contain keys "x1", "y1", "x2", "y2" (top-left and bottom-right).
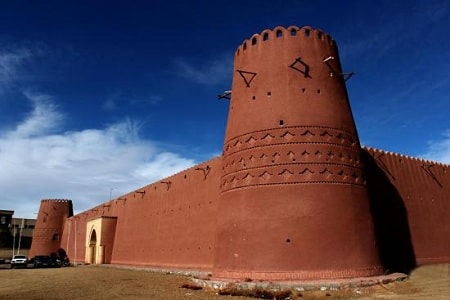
[
  {"x1": 41, "y1": 198, "x2": 72, "y2": 203},
  {"x1": 363, "y1": 146, "x2": 450, "y2": 168},
  {"x1": 235, "y1": 25, "x2": 335, "y2": 57}
]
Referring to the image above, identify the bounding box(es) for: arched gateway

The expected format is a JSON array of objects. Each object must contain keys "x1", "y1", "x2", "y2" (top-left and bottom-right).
[{"x1": 85, "y1": 217, "x2": 117, "y2": 265}]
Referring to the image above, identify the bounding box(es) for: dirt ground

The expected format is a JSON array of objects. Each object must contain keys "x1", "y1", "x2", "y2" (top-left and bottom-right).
[{"x1": 0, "y1": 264, "x2": 449, "y2": 300}]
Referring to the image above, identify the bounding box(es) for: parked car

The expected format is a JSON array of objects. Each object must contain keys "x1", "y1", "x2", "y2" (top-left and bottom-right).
[
  {"x1": 30, "y1": 255, "x2": 60, "y2": 268},
  {"x1": 10, "y1": 255, "x2": 28, "y2": 268}
]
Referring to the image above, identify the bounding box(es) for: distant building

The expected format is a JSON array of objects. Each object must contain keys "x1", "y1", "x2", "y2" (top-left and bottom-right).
[
  {"x1": 10, "y1": 218, "x2": 36, "y2": 249},
  {"x1": 0, "y1": 210, "x2": 36, "y2": 250},
  {"x1": 0, "y1": 210, "x2": 14, "y2": 248}
]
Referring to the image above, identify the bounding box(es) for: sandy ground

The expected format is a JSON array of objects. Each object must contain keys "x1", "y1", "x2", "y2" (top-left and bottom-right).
[{"x1": 0, "y1": 264, "x2": 449, "y2": 299}]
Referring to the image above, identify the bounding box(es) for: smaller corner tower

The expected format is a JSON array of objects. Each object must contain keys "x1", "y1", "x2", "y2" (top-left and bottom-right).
[{"x1": 29, "y1": 199, "x2": 73, "y2": 258}]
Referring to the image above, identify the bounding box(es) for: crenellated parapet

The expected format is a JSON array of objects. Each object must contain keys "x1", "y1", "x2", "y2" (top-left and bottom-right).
[
  {"x1": 363, "y1": 146, "x2": 449, "y2": 195},
  {"x1": 235, "y1": 26, "x2": 335, "y2": 57},
  {"x1": 41, "y1": 198, "x2": 72, "y2": 202},
  {"x1": 364, "y1": 146, "x2": 450, "y2": 168}
]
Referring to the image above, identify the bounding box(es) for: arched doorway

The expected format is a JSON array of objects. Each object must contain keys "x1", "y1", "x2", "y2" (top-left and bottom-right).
[
  {"x1": 89, "y1": 229, "x2": 97, "y2": 264},
  {"x1": 85, "y1": 217, "x2": 117, "y2": 264}
]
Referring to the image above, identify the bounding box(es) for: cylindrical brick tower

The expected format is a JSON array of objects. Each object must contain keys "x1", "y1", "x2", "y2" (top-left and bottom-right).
[
  {"x1": 213, "y1": 26, "x2": 383, "y2": 280},
  {"x1": 29, "y1": 199, "x2": 73, "y2": 258}
]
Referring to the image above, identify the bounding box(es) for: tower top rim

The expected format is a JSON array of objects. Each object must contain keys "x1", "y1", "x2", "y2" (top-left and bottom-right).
[
  {"x1": 235, "y1": 25, "x2": 335, "y2": 56},
  {"x1": 40, "y1": 199, "x2": 72, "y2": 203}
]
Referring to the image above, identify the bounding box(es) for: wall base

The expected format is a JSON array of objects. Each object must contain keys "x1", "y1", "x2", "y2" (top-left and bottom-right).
[{"x1": 194, "y1": 272, "x2": 407, "y2": 291}]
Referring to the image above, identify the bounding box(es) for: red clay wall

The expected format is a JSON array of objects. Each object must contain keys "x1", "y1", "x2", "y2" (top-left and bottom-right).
[
  {"x1": 100, "y1": 217, "x2": 117, "y2": 264},
  {"x1": 61, "y1": 157, "x2": 221, "y2": 269},
  {"x1": 57, "y1": 146, "x2": 450, "y2": 274},
  {"x1": 29, "y1": 199, "x2": 73, "y2": 258},
  {"x1": 60, "y1": 210, "x2": 86, "y2": 264},
  {"x1": 363, "y1": 147, "x2": 450, "y2": 272}
]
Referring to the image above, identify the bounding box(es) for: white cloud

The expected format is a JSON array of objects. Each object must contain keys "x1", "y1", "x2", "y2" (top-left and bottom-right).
[
  {"x1": 11, "y1": 91, "x2": 64, "y2": 138},
  {"x1": 173, "y1": 54, "x2": 232, "y2": 85},
  {"x1": 0, "y1": 96, "x2": 196, "y2": 218},
  {"x1": 420, "y1": 130, "x2": 450, "y2": 164}
]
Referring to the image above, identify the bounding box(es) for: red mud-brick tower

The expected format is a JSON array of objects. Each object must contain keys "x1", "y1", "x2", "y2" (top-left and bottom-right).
[
  {"x1": 29, "y1": 199, "x2": 73, "y2": 258},
  {"x1": 213, "y1": 26, "x2": 384, "y2": 280}
]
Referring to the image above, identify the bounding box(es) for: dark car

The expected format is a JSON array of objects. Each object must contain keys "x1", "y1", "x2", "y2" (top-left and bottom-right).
[{"x1": 30, "y1": 255, "x2": 60, "y2": 268}]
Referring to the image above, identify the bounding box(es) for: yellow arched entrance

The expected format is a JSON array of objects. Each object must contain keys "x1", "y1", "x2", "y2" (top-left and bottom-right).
[
  {"x1": 85, "y1": 219, "x2": 104, "y2": 265},
  {"x1": 85, "y1": 217, "x2": 117, "y2": 264}
]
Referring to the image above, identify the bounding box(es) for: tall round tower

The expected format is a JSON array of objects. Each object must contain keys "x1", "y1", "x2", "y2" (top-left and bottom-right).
[
  {"x1": 29, "y1": 199, "x2": 73, "y2": 258},
  {"x1": 213, "y1": 26, "x2": 383, "y2": 280}
]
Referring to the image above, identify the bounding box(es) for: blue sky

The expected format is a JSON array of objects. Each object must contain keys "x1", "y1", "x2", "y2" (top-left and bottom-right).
[{"x1": 1, "y1": 0, "x2": 449, "y2": 218}]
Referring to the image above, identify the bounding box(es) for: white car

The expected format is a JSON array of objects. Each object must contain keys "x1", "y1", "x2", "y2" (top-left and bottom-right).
[{"x1": 11, "y1": 255, "x2": 28, "y2": 268}]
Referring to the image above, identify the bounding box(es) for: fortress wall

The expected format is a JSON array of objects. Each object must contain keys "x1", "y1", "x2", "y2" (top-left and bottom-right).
[
  {"x1": 61, "y1": 211, "x2": 89, "y2": 264},
  {"x1": 363, "y1": 147, "x2": 450, "y2": 270},
  {"x1": 34, "y1": 24, "x2": 450, "y2": 281},
  {"x1": 62, "y1": 156, "x2": 222, "y2": 270},
  {"x1": 100, "y1": 217, "x2": 118, "y2": 264}
]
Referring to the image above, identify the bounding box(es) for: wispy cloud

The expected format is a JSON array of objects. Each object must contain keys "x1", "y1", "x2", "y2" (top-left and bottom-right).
[
  {"x1": 415, "y1": 0, "x2": 449, "y2": 22},
  {"x1": 102, "y1": 91, "x2": 163, "y2": 111},
  {"x1": 340, "y1": 30, "x2": 397, "y2": 61},
  {"x1": 102, "y1": 98, "x2": 119, "y2": 111},
  {"x1": 340, "y1": 1, "x2": 449, "y2": 62},
  {"x1": 10, "y1": 90, "x2": 64, "y2": 138},
  {"x1": 172, "y1": 53, "x2": 232, "y2": 85},
  {"x1": 420, "y1": 129, "x2": 450, "y2": 164},
  {"x1": 146, "y1": 95, "x2": 163, "y2": 105},
  {"x1": 0, "y1": 47, "x2": 33, "y2": 93},
  {"x1": 0, "y1": 96, "x2": 196, "y2": 218}
]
